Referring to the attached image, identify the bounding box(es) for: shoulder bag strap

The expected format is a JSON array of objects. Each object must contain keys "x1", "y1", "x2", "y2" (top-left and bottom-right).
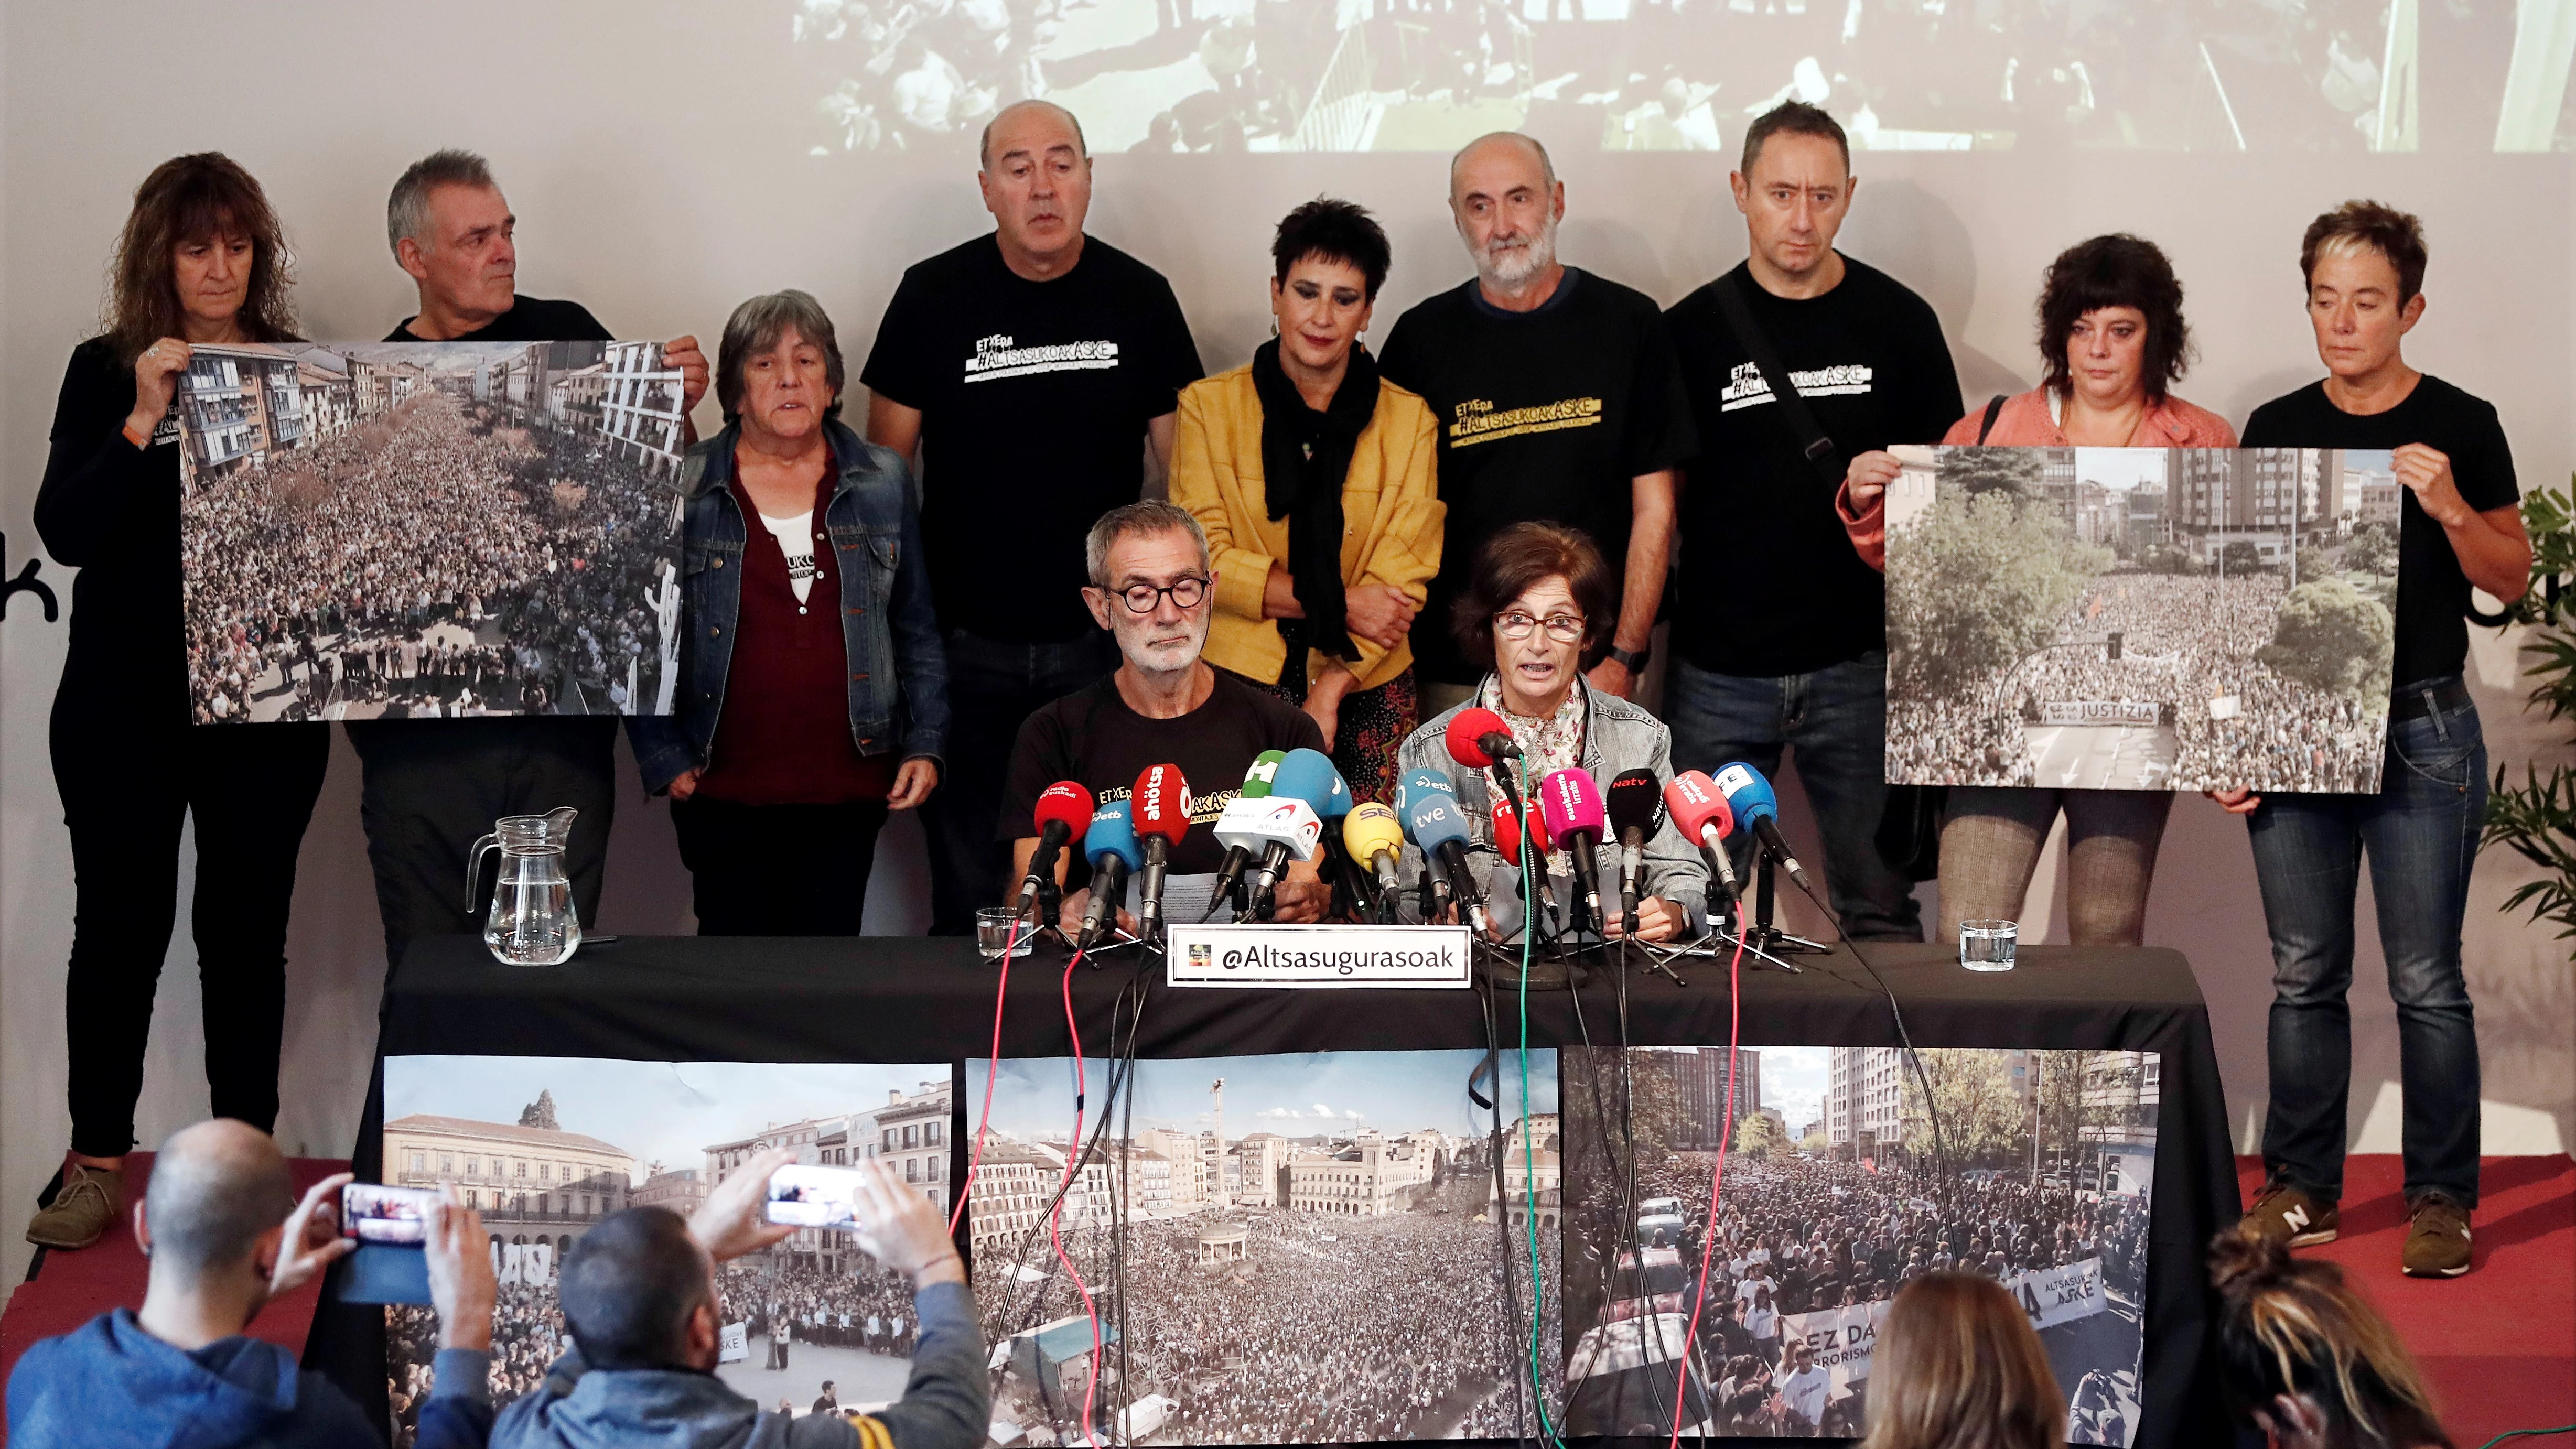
[
  {"x1": 1975, "y1": 393, "x2": 2007, "y2": 444},
  {"x1": 1710, "y1": 273, "x2": 1840, "y2": 482}
]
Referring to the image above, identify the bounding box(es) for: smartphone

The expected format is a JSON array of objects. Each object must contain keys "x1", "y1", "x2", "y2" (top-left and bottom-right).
[
  {"x1": 341, "y1": 1183, "x2": 441, "y2": 1247},
  {"x1": 764, "y1": 1164, "x2": 865, "y2": 1229}
]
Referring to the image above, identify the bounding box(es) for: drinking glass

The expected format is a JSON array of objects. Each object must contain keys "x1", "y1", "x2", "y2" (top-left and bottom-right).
[
  {"x1": 977, "y1": 905, "x2": 1033, "y2": 961},
  {"x1": 1959, "y1": 918, "x2": 2018, "y2": 972}
]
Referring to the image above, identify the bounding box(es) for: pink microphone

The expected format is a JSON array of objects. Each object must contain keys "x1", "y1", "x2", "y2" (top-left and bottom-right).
[{"x1": 1537, "y1": 767, "x2": 1608, "y2": 932}]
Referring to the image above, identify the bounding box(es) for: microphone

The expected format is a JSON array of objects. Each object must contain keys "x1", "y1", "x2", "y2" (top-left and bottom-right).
[
  {"x1": 1489, "y1": 796, "x2": 1522, "y2": 867},
  {"x1": 1205, "y1": 751, "x2": 1291, "y2": 915},
  {"x1": 1015, "y1": 781, "x2": 1095, "y2": 921},
  {"x1": 1308, "y1": 760, "x2": 1357, "y2": 913},
  {"x1": 1397, "y1": 770, "x2": 1459, "y2": 921},
  {"x1": 1240, "y1": 749, "x2": 1337, "y2": 918},
  {"x1": 1076, "y1": 801, "x2": 1143, "y2": 951},
  {"x1": 1394, "y1": 769, "x2": 1454, "y2": 816},
  {"x1": 1443, "y1": 707, "x2": 1523, "y2": 768},
  {"x1": 1128, "y1": 763, "x2": 1191, "y2": 941},
  {"x1": 1712, "y1": 762, "x2": 1811, "y2": 893},
  {"x1": 1403, "y1": 792, "x2": 1491, "y2": 937},
  {"x1": 1537, "y1": 767, "x2": 1608, "y2": 934},
  {"x1": 1604, "y1": 769, "x2": 1666, "y2": 925},
  {"x1": 1665, "y1": 770, "x2": 1744, "y2": 908},
  {"x1": 1342, "y1": 803, "x2": 1405, "y2": 921}
]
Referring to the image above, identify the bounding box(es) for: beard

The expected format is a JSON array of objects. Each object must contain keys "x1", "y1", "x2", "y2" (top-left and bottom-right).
[
  {"x1": 1471, "y1": 210, "x2": 1560, "y2": 289},
  {"x1": 1118, "y1": 614, "x2": 1209, "y2": 676}
]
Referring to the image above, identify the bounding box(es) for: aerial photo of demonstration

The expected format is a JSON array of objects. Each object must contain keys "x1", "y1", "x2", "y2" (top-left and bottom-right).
[{"x1": 1558, "y1": 1045, "x2": 2157, "y2": 1444}]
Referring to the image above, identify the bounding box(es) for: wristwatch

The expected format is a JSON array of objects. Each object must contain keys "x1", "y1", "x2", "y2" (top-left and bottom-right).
[{"x1": 1607, "y1": 642, "x2": 1652, "y2": 674}]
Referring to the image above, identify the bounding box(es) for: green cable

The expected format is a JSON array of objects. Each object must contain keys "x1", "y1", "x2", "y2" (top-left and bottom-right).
[
  {"x1": 1514, "y1": 754, "x2": 1559, "y2": 1444},
  {"x1": 2480, "y1": 1428, "x2": 2576, "y2": 1449}
]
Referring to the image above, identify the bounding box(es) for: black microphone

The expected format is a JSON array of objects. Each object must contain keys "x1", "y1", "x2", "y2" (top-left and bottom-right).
[{"x1": 1604, "y1": 768, "x2": 1666, "y2": 927}]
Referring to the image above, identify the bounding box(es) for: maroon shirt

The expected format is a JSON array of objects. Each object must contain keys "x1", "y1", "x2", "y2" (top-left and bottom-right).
[{"x1": 694, "y1": 475, "x2": 894, "y2": 805}]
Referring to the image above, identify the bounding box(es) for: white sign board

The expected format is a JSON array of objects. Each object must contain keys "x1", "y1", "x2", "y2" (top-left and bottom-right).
[
  {"x1": 1164, "y1": 924, "x2": 1473, "y2": 989},
  {"x1": 720, "y1": 1321, "x2": 748, "y2": 1364},
  {"x1": 1781, "y1": 1257, "x2": 2107, "y2": 1390}
]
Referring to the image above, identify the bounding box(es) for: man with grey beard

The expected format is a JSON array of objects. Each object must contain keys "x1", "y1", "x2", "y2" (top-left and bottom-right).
[{"x1": 1379, "y1": 132, "x2": 1696, "y2": 715}]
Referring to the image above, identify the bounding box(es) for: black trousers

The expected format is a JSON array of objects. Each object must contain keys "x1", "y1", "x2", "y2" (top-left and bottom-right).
[
  {"x1": 51, "y1": 697, "x2": 329, "y2": 1157},
  {"x1": 672, "y1": 796, "x2": 890, "y2": 935},
  {"x1": 347, "y1": 717, "x2": 618, "y2": 971}
]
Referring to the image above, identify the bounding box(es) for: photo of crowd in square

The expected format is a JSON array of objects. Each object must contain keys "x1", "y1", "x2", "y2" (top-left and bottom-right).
[
  {"x1": 176, "y1": 339, "x2": 684, "y2": 724},
  {"x1": 1883, "y1": 445, "x2": 2404, "y2": 795},
  {"x1": 1557, "y1": 1045, "x2": 2156, "y2": 1442},
  {"x1": 965, "y1": 1049, "x2": 1561, "y2": 1445}
]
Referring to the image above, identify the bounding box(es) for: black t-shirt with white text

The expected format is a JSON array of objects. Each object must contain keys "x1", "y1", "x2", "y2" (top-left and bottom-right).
[
  {"x1": 1666, "y1": 257, "x2": 1960, "y2": 676},
  {"x1": 863, "y1": 235, "x2": 1203, "y2": 644},
  {"x1": 386, "y1": 295, "x2": 613, "y2": 345},
  {"x1": 2241, "y1": 375, "x2": 2519, "y2": 688},
  {"x1": 998, "y1": 669, "x2": 1325, "y2": 886},
  {"x1": 1378, "y1": 269, "x2": 1697, "y2": 685}
]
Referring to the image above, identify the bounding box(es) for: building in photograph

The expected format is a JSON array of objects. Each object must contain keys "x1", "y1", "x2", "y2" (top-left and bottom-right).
[
  {"x1": 297, "y1": 359, "x2": 354, "y2": 442},
  {"x1": 1826, "y1": 1047, "x2": 1909, "y2": 1155},
  {"x1": 967, "y1": 1137, "x2": 1115, "y2": 1261},
  {"x1": 874, "y1": 1079, "x2": 952, "y2": 1212},
  {"x1": 1493, "y1": 1116, "x2": 1560, "y2": 1232},
  {"x1": 180, "y1": 343, "x2": 307, "y2": 479},
  {"x1": 552, "y1": 359, "x2": 610, "y2": 428},
  {"x1": 1287, "y1": 1130, "x2": 1434, "y2": 1217},
  {"x1": 600, "y1": 340, "x2": 684, "y2": 475},
  {"x1": 1228, "y1": 1131, "x2": 1293, "y2": 1206},
  {"x1": 2169, "y1": 448, "x2": 2322, "y2": 564},
  {"x1": 382, "y1": 1114, "x2": 637, "y2": 1255},
  {"x1": 1643, "y1": 1047, "x2": 1760, "y2": 1150},
  {"x1": 706, "y1": 1093, "x2": 945, "y2": 1275},
  {"x1": 631, "y1": 1166, "x2": 703, "y2": 1216}
]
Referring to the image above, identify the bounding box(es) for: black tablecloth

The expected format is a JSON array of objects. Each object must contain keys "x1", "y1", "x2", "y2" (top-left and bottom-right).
[{"x1": 312, "y1": 935, "x2": 2243, "y2": 1447}]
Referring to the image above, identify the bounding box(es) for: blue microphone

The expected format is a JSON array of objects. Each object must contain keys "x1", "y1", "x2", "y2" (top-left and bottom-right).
[
  {"x1": 1711, "y1": 761, "x2": 1811, "y2": 893},
  {"x1": 1395, "y1": 770, "x2": 1457, "y2": 823},
  {"x1": 1241, "y1": 749, "x2": 1338, "y2": 917},
  {"x1": 1076, "y1": 800, "x2": 1144, "y2": 950},
  {"x1": 1404, "y1": 793, "x2": 1491, "y2": 935}
]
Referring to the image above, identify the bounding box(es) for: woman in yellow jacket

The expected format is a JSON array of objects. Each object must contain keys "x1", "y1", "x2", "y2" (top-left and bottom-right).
[{"x1": 1170, "y1": 198, "x2": 1443, "y2": 804}]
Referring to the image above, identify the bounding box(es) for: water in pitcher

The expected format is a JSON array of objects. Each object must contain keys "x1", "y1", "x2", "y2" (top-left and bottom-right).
[{"x1": 470, "y1": 807, "x2": 583, "y2": 966}]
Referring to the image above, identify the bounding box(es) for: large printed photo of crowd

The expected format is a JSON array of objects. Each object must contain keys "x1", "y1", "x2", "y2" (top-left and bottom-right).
[
  {"x1": 781, "y1": 0, "x2": 2542, "y2": 159},
  {"x1": 1884, "y1": 445, "x2": 2402, "y2": 795},
  {"x1": 1557, "y1": 1045, "x2": 2155, "y2": 1443},
  {"x1": 378, "y1": 1056, "x2": 952, "y2": 1448},
  {"x1": 965, "y1": 1049, "x2": 1560, "y2": 1445},
  {"x1": 176, "y1": 339, "x2": 684, "y2": 723}
]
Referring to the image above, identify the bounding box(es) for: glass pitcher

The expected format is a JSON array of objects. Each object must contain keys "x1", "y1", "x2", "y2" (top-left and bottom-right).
[{"x1": 468, "y1": 807, "x2": 582, "y2": 966}]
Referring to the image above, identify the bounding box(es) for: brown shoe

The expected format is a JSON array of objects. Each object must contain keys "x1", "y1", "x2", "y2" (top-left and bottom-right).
[
  {"x1": 26, "y1": 1162, "x2": 121, "y2": 1250},
  {"x1": 2401, "y1": 1193, "x2": 2473, "y2": 1278},
  {"x1": 2241, "y1": 1180, "x2": 2338, "y2": 1249}
]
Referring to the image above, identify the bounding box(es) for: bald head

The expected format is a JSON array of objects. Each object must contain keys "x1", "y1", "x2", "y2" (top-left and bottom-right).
[
  {"x1": 980, "y1": 101, "x2": 1087, "y2": 172},
  {"x1": 145, "y1": 1121, "x2": 293, "y2": 1279},
  {"x1": 1449, "y1": 132, "x2": 1555, "y2": 201}
]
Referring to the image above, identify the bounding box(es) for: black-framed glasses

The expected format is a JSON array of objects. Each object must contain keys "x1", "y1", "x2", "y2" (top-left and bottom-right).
[
  {"x1": 1494, "y1": 610, "x2": 1585, "y2": 643},
  {"x1": 1105, "y1": 575, "x2": 1210, "y2": 614}
]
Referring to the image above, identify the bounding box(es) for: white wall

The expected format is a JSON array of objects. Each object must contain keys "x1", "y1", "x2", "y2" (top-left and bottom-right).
[{"x1": 3, "y1": 3, "x2": 2569, "y2": 1294}]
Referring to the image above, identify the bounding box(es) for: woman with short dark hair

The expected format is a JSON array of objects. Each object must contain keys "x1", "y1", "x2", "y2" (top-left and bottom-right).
[
  {"x1": 627, "y1": 290, "x2": 947, "y2": 935},
  {"x1": 1838, "y1": 233, "x2": 2235, "y2": 948},
  {"x1": 1170, "y1": 197, "x2": 1443, "y2": 804},
  {"x1": 27, "y1": 154, "x2": 330, "y2": 1249}
]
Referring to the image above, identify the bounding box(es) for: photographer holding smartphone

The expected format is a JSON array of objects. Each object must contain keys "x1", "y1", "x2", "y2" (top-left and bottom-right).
[{"x1": 494, "y1": 1150, "x2": 984, "y2": 1449}]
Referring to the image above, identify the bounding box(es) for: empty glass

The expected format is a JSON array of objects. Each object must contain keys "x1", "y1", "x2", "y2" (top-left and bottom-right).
[
  {"x1": 1959, "y1": 918, "x2": 2019, "y2": 972},
  {"x1": 469, "y1": 807, "x2": 581, "y2": 967},
  {"x1": 978, "y1": 905, "x2": 1034, "y2": 961}
]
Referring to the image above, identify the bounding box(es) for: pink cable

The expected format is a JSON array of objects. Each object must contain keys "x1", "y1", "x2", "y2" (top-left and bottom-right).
[
  {"x1": 949, "y1": 913, "x2": 1022, "y2": 1236},
  {"x1": 1669, "y1": 933, "x2": 1747, "y2": 1448},
  {"x1": 1046, "y1": 951, "x2": 1106, "y2": 1449}
]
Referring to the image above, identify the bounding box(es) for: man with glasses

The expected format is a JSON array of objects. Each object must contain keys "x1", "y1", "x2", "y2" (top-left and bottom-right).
[{"x1": 999, "y1": 501, "x2": 1327, "y2": 927}]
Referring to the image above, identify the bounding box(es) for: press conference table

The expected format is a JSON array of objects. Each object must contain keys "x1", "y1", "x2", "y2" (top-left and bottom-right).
[{"x1": 311, "y1": 934, "x2": 2243, "y2": 1448}]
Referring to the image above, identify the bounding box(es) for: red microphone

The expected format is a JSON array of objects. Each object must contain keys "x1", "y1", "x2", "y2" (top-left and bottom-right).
[
  {"x1": 1015, "y1": 781, "x2": 1096, "y2": 920},
  {"x1": 1444, "y1": 707, "x2": 1522, "y2": 769},
  {"x1": 1128, "y1": 763, "x2": 1192, "y2": 939},
  {"x1": 1537, "y1": 767, "x2": 1609, "y2": 932},
  {"x1": 1663, "y1": 771, "x2": 1742, "y2": 911},
  {"x1": 1490, "y1": 797, "x2": 1523, "y2": 866}
]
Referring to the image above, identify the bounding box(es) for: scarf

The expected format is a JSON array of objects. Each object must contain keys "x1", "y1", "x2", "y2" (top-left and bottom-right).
[{"x1": 1250, "y1": 337, "x2": 1377, "y2": 663}]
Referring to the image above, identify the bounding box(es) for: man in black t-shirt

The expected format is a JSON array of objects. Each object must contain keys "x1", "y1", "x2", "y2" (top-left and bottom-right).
[
  {"x1": 2219, "y1": 203, "x2": 2529, "y2": 1280},
  {"x1": 350, "y1": 149, "x2": 710, "y2": 973},
  {"x1": 1378, "y1": 132, "x2": 1695, "y2": 715},
  {"x1": 1000, "y1": 501, "x2": 1325, "y2": 928},
  {"x1": 864, "y1": 101, "x2": 1205, "y2": 936},
  {"x1": 1662, "y1": 104, "x2": 1960, "y2": 941}
]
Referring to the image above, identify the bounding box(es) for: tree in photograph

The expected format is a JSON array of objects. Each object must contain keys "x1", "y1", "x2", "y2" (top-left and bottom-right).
[
  {"x1": 1937, "y1": 446, "x2": 2052, "y2": 498},
  {"x1": 2293, "y1": 541, "x2": 2335, "y2": 586},
  {"x1": 2258, "y1": 580, "x2": 2396, "y2": 701},
  {"x1": 1900, "y1": 1051, "x2": 2022, "y2": 1166},
  {"x1": 1733, "y1": 1113, "x2": 1784, "y2": 1159},
  {"x1": 1888, "y1": 489, "x2": 2113, "y2": 700},
  {"x1": 2344, "y1": 521, "x2": 2398, "y2": 578},
  {"x1": 2221, "y1": 539, "x2": 2267, "y2": 575}
]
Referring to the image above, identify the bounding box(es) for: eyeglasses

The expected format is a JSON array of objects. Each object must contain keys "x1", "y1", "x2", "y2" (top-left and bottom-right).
[
  {"x1": 1493, "y1": 610, "x2": 1586, "y2": 643},
  {"x1": 1105, "y1": 575, "x2": 1210, "y2": 614}
]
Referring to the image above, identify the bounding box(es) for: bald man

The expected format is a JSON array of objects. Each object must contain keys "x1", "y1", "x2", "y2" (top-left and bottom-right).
[
  {"x1": 6, "y1": 1120, "x2": 497, "y2": 1448},
  {"x1": 863, "y1": 99, "x2": 1203, "y2": 936},
  {"x1": 1378, "y1": 131, "x2": 1695, "y2": 716}
]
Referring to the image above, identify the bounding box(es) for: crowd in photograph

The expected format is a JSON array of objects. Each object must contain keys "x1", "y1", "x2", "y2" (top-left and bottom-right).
[
  {"x1": 720, "y1": 1260, "x2": 926, "y2": 1360},
  {"x1": 386, "y1": 1283, "x2": 568, "y2": 1447}
]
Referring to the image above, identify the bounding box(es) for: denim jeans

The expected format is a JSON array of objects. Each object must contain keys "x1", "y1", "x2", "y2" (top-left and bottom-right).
[
  {"x1": 1667, "y1": 653, "x2": 1922, "y2": 941},
  {"x1": 917, "y1": 626, "x2": 1118, "y2": 935},
  {"x1": 2250, "y1": 678, "x2": 2485, "y2": 1207}
]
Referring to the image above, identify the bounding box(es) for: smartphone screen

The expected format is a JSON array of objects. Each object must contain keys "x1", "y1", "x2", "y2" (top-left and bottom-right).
[
  {"x1": 342, "y1": 1183, "x2": 441, "y2": 1246},
  {"x1": 765, "y1": 1164, "x2": 865, "y2": 1229}
]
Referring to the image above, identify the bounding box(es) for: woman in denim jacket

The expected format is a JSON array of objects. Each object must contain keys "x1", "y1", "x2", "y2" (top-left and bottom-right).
[{"x1": 629, "y1": 291, "x2": 947, "y2": 934}]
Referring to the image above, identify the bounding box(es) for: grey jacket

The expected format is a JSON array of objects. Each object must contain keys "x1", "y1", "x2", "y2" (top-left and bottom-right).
[
  {"x1": 1394, "y1": 679, "x2": 1711, "y2": 925},
  {"x1": 490, "y1": 1281, "x2": 985, "y2": 1449}
]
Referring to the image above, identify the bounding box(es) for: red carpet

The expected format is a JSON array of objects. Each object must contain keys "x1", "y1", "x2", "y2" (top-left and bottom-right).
[
  {"x1": 0, "y1": 1153, "x2": 348, "y2": 1419},
  {"x1": 2236, "y1": 1154, "x2": 2576, "y2": 1448}
]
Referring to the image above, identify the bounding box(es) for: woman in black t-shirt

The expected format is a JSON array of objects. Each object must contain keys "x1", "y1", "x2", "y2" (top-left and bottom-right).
[
  {"x1": 2218, "y1": 203, "x2": 2528, "y2": 1281},
  {"x1": 26, "y1": 155, "x2": 330, "y2": 1250}
]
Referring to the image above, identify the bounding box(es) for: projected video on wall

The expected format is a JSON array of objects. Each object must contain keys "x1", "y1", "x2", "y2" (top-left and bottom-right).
[{"x1": 789, "y1": 0, "x2": 2571, "y2": 156}]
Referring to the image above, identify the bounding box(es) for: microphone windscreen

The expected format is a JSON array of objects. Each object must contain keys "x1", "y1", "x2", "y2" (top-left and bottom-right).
[
  {"x1": 1240, "y1": 750, "x2": 1288, "y2": 799},
  {"x1": 1342, "y1": 803, "x2": 1404, "y2": 861},
  {"x1": 1315, "y1": 764, "x2": 1353, "y2": 820},
  {"x1": 1405, "y1": 795, "x2": 1471, "y2": 851},
  {"x1": 1445, "y1": 707, "x2": 1514, "y2": 769},
  {"x1": 1605, "y1": 769, "x2": 1666, "y2": 840},
  {"x1": 1130, "y1": 763, "x2": 1193, "y2": 844},
  {"x1": 1083, "y1": 799, "x2": 1143, "y2": 870},
  {"x1": 1270, "y1": 749, "x2": 1339, "y2": 809},
  {"x1": 1395, "y1": 770, "x2": 1456, "y2": 817},
  {"x1": 1489, "y1": 797, "x2": 1522, "y2": 866},
  {"x1": 1664, "y1": 771, "x2": 1736, "y2": 844},
  {"x1": 1712, "y1": 761, "x2": 1781, "y2": 826},
  {"x1": 1537, "y1": 767, "x2": 1607, "y2": 841},
  {"x1": 1034, "y1": 781, "x2": 1096, "y2": 838}
]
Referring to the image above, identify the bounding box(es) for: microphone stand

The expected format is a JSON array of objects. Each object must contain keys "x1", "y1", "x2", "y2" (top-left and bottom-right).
[{"x1": 1716, "y1": 852, "x2": 1826, "y2": 973}]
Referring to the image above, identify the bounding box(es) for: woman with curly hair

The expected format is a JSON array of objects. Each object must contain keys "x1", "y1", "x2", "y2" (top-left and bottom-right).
[
  {"x1": 1837, "y1": 233, "x2": 2235, "y2": 947},
  {"x1": 27, "y1": 154, "x2": 328, "y2": 1250}
]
